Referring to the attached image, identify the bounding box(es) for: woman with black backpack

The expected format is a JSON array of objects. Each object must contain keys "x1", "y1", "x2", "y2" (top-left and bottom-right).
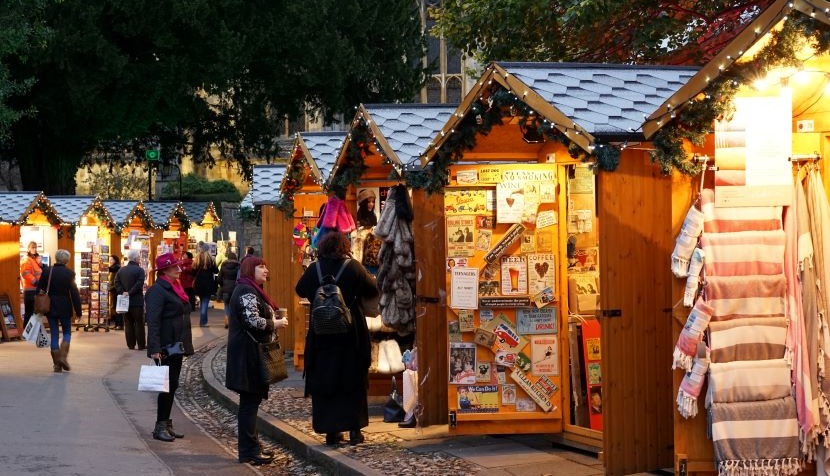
[{"x1": 295, "y1": 231, "x2": 378, "y2": 446}]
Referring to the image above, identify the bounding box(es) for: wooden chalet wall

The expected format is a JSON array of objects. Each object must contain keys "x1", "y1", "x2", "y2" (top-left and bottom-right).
[
  {"x1": 260, "y1": 204, "x2": 295, "y2": 354},
  {"x1": 0, "y1": 225, "x2": 23, "y2": 337},
  {"x1": 412, "y1": 189, "x2": 449, "y2": 425},
  {"x1": 598, "y1": 150, "x2": 676, "y2": 474}
]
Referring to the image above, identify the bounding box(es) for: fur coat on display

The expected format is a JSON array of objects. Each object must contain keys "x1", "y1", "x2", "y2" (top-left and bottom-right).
[{"x1": 375, "y1": 184, "x2": 417, "y2": 335}]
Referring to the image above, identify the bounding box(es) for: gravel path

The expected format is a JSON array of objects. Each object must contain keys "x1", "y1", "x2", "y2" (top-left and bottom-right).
[{"x1": 177, "y1": 340, "x2": 481, "y2": 476}]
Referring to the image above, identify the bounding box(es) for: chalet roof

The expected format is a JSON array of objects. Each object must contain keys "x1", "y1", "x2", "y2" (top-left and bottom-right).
[
  {"x1": 362, "y1": 104, "x2": 457, "y2": 168},
  {"x1": 143, "y1": 201, "x2": 185, "y2": 227},
  {"x1": 49, "y1": 196, "x2": 113, "y2": 225},
  {"x1": 251, "y1": 164, "x2": 285, "y2": 206},
  {"x1": 101, "y1": 200, "x2": 144, "y2": 226},
  {"x1": 0, "y1": 192, "x2": 57, "y2": 225},
  {"x1": 240, "y1": 191, "x2": 254, "y2": 209},
  {"x1": 296, "y1": 131, "x2": 345, "y2": 186},
  {"x1": 181, "y1": 201, "x2": 220, "y2": 227}
]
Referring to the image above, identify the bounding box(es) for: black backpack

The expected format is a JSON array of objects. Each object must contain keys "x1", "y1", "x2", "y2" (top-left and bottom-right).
[{"x1": 310, "y1": 259, "x2": 352, "y2": 335}]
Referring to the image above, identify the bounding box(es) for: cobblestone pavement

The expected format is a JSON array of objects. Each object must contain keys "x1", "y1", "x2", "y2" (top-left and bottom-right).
[{"x1": 179, "y1": 339, "x2": 483, "y2": 475}]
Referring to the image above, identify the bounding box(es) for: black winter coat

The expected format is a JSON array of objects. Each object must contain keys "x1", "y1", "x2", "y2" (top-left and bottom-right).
[
  {"x1": 225, "y1": 282, "x2": 278, "y2": 397},
  {"x1": 37, "y1": 263, "x2": 82, "y2": 319},
  {"x1": 218, "y1": 260, "x2": 239, "y2": 299},
  {"x1": 193, "y1": 263, "x2": 219, "y2": 297},
  {"x1": 145, "y1": 278, "x2": 194, "y2": 357},
  {"x1": 295, "y1": 257, "x2": 378, "y2": 433},
  {"x1": 114, "y1": 262, "x2": 145, "y2": 308}
]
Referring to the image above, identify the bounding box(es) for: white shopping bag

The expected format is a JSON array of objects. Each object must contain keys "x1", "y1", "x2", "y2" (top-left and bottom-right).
[
  {"x1": 22, "y1": 315, "x2": 48, "y2": 348},
  {"x1": 138, "y1": 363, "x2": 170, "y2": 392},
  {"x1": 116, "y1": 295, "x2": 129, "y2": 313}
]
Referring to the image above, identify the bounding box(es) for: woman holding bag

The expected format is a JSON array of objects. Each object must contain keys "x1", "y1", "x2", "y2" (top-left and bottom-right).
[
  {"x1": 144, "y1": 253, "x2": 194, "y2": 442},
  {"x1": 37, "y1": 249, "x2": 82, "y2": 373},
  {"x1": 225, "y1": 257, "x2": 288, "y2": 465}
]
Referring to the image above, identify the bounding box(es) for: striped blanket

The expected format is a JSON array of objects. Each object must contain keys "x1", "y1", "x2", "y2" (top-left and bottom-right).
[
  {"x1": 708, "y1": 317, "x2": 788, "y2": 363},
  {"x1": 707, "y1": 359, "x2": 791, "y2": 404},
  {"x1": 701, "y1": 188, "x2": 783, "y2": 234},
  {"x1": 711, "y1": 397, "x2": 801, "y2": 476},
  {"x1": 672, "y1": 299, "x2": 714, "y2": 371},
  {"x1": 705, "y1": 275, "x2": 786, "y2": 321},
  {"x1": 700, "y1": 230, "x2": 785, "y2": 277}
]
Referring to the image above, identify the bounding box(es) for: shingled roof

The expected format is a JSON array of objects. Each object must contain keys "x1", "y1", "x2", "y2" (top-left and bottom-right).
[
  {"x1": 0, "y1": 192, "x2": 58, "y2": 225},
  {"x1": 181, "y1": 201, "x2": 220, "y2": 227},
  {"x1": 49, "y1": 196, "x2": 113, "y2": 225},
  {"x1": 296, "y1": 131, "x2": 345, "y2": 186},
  {"x1": 362, "y1": 104, "x2": 457, "y2": 168},
  {"x1": 101, "y1": 200, "x2": 144, "y2": 227},
  {"x1": 251, "y1": 164, "x2": 285, "y2": 206},
  {"x1": 143, "y1": 201, "x2": 186, "y2": 228}
]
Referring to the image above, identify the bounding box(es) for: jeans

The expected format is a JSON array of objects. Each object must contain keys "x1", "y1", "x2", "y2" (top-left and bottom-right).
[
  {"x1": 238, "y1": 392, "x2": 264, "y2": 457},
  {"x1": 156, "y1": 355, "x2": 183, "y2": 421},
  {"x1": 198, "y1": 295, "x2": 211, "y2": 326},
  {"x1": 47, "y1": 313, "x2": 71, "y2": 350}
]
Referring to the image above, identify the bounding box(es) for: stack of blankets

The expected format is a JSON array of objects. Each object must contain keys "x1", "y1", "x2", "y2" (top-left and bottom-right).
[{"x1": 692, "y1": 189, "x2": 801, "y2": 476}]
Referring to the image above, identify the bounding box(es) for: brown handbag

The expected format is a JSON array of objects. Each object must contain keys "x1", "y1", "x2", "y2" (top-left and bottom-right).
[{"x1": 33, "y1": 269, "x2": 52, "y2": 315}]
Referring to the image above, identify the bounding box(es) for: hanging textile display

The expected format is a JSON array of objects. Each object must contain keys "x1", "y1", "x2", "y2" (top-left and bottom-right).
[
  {"x1": 312, "y1": 195, "x2": 356, "y2": 247},
  {"x1": 375, "y1": 184, "x2": 416, "y2": 335}
]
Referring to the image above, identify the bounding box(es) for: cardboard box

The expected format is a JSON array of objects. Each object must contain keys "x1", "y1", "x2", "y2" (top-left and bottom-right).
[{"x1": 568, "y1": 274, "x2": 600, "y2": 315}]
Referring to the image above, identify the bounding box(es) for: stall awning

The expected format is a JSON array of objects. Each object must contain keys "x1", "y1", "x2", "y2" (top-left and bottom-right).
[{"x1": 0, "y1": 192, "x2": 59, "y2": 225}]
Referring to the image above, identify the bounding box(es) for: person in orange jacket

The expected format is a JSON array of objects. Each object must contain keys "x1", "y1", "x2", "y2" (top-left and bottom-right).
[{"x1": 20, "y1": 241, "x2": 43, "y2": 327}]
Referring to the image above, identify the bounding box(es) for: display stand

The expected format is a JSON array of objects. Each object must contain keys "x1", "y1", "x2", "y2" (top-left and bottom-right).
[
  {"x1": 75, "y1": 245, "x2": 111, "y2": 332},
  {"x1": 0, "y1": 293, "x2": 21, "y2": 340}
]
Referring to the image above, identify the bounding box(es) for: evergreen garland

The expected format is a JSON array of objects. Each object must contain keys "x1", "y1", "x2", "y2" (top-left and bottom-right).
[
  {"x1": 276, "y1": 150, "x2": 308, "y2": 219},
  {"x1": 329, "y1": 117, "x2": 372, "y2": 198}
]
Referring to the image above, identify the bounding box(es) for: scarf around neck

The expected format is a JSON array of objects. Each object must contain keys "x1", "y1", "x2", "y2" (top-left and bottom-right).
[
  {"x1": 160, "y1": 275, "x2": 189, "y2": 303},
  {"x1": 237, "y1": 276, "x2": 278, "y2": 310}
]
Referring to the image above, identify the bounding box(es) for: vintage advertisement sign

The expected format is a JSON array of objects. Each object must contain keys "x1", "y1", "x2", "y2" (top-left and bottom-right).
[
  {"x1": 450, "y1": 267, "x2": 479, "y2": 310},
  {"x1": 447, "y1": 215, "x2": 476, "y2": 256},
  {"x1": 445, "y1": 189, "x2": 488, "y2": 215},
  {"x1": 484, "y1": 223, "x2": 526, "y2": 264},
  {"x1": 457, "y1": 385, "x2": 500, "y2": 413},
  {"x1": 527, "y1": 254, "x2": 556, "y2": 296},
  {"x1": 480, "y1": 296, "x2": 531, "y2": 308},
  {"x1": 510, "y1": 368, "x2": 553, "y2": 412},
  {"x1": 531, "y1": 336, "x2": 559, "y2": 375},
  {"x1": 517, "y1": 307, "x2": 558, "y2": 334},
  {"x1": 500, "y1": 255, "x2": 527, "y2": 295}
]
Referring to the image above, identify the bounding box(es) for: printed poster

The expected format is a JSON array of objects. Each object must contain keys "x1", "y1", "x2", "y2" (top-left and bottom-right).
[
  {"x1": 536, "y1": 210, "x2": 557, "y2": 229},
  {"x1": 476, "y1": 361, "x2": 495, "y2": 383},
  {"x1": 448, "y1": 320, "x2": 461, "y2": 342},
  {"x1": 447, "y1": 215, "x2": 476, "y2": 256},
  {"x1": 500, "y1": 255, "x2": 527, "y2": 295},
  {"x1": 501, "y1": 384, "x2": 517, "y2": 405},
  {"x1": 517, "y1": 307, "x2": 558, "y2": 334},
  {"x1": 458, "y1": 309, "x2": 475, "y2": 332},
  {"x1": 449, "y1": 342, "x2": 477, "y2": 384},
  {"x1": 450, "y1": 267, "x2": 479, "y2": 310},
  {"x1": 521, "y1": 232, "x2": 536, "y2": 253},
  {"x1": 457, "y1": 385, "x2": 500, "y2": 413},
  {"x1": 476, "y1": 229, "x2": 493, "y2": 251},
  {"x1": 510, "y1": 368, "x2": 553, "y2": 412},
  {"x1": 531, "y1": 336, "x2": 559, "y2": 375},
  {"x1": 456, "y1": 170, "x2": 478, "y2": 185},
  {"x1": 484, "y1": 315, "x2": 528, "y2": 354},
  {"x1": 445, "y1": 190, "x2": 488, "y2": 215},
  {"x1": 527, "y1": 254, "x2": 556, "y2": 296}
]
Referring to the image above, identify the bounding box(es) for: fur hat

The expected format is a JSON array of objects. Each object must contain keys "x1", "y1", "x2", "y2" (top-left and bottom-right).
[{"x1": 357, "y1": 188, "x2": 376, "y2": 204}]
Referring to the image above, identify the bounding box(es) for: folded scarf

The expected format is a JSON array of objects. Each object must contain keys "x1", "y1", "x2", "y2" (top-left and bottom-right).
[
  {"x1": 701, "y1": 230, "x2": 785, "y2": 277},
  {"x1": 683, "y1": 248, "x2": 705, "y2": 306},
  {"x1": 708, "y1": 317, "x2": 787, "y2": 363},
  {"x1": 705, "y1": 274, "x2": 786, "y2": 321},
  {"x1": 672, "y1": 206, "x2": 704, "y2": 277},
  {"x1": 677, "y1": 353, "x2": 709, "y2": 419},
  {"x1": 707, "y1": 359, "x2": 791, "y2": 404},
  {"x1": 673, "y1": 299, "x2": 714, "y2": 371},
  {"x1": 701, "y1": 188, "x2": 783, "y2": 234},
  {"x1": 710, "y1": 397, "x2": 801, "y2": 476}
]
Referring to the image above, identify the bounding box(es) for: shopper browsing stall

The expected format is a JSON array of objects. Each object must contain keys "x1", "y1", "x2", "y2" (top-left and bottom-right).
[{"x1": 114, "y1": 249, "x2": 146, "y2": 350}]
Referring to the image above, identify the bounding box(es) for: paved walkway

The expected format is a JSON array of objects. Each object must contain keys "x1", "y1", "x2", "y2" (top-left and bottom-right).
[{"x1": 0, "y1": 309, "x2": 667, "y2": 475}]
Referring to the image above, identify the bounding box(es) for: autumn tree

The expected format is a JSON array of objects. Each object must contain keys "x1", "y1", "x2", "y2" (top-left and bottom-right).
[{"x1": 2, "y1": 0, "x2": 429, "y2": 194}]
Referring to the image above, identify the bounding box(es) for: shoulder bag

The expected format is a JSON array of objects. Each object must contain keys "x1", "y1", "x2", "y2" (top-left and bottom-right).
[
  {"x1": 382, "y1": 376, "x2": 405, "y2": 422},
  {"x1": 246, "y1": 329, "x2": 288, "y2": 385},
  {"x1": 34, "y1": 269, "x2": 52, "y2": 315}
]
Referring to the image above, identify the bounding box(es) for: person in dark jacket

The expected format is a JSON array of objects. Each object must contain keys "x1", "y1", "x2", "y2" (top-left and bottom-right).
[
  {"x1": 192, "y1": 249, "x2": 219, "y2": 327},
  {"x1": 37, "y1": 249, "x2": 82, "y2": 373},
  {"x1": 114, "y1": 249, "x2": 147, "y2": 350},
  {"x1": 218, "y1": 251, "x2": 240, "y2": 329},
  {"x1": 225, "y1": 257, "x2": 288, "y2": 465},
  {"x1": 295, "y1": 231, "x2": 378, "y2": 446},
  {"x1": 107, "y1": 254, "x2": 122, "y2": 329},
  {"x1": 179, "y1": 251, "x2": 196, "y2": 311},
  {"x1": 145, "y1": 252, "x2": 194, "y2": 442}
]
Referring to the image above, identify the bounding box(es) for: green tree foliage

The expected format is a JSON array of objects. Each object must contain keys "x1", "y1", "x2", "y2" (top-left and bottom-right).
[
  {"x1": 432, "y1": 0, "x2": 776, "y2": 64},
  {"x1": 81, "y1": 164, "x2": 147, "y2": 200},
  {"x1": 2, "y1": 0, "x2": 429, "y2": 194},
  {"x1": 162, "y1": 173, "x2": 242, "y2": 203}
]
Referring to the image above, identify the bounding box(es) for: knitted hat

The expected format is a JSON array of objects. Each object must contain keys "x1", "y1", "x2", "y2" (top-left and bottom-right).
[{"x1": 357, "y1": 188, "x2": 376, "y2": 204}]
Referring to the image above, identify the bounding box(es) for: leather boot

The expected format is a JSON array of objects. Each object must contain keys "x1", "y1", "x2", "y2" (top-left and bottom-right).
[
  {"x1": 58, "y1": 341, "x2": 71, "y2": 371},
  {"x1": 166, "y1": 419, "x2": 184, "y2": 439},
  {"x1": 152, "y1": 421, "x2": 175, "y2": 442},
  {"x1": 50, "y1": 350, "x2": 62, "y2": 373},
  {"x1": 398, "y1": 415, "x2": 417, "y2": 428}
]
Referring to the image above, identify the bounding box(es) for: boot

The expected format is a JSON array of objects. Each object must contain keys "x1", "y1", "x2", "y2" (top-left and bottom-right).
[
  {"x1": 348, "y1": 430, "x2": 364, "y2": 445},
  {"x1": 50, "y1": 350, "x2": 62, "y2": 373},
  {"x1": 58, "y1": 341, "x2": 70, "y2": 371},
  {"x1": 398, "y1": 415, "x2": 417, "y2": 428},
  {"x1": 152, "y1": 421, "x2": 175, "y2": 442},
  {"x1": 166, "y1": 419, "x2": 184, "y2": 439}
]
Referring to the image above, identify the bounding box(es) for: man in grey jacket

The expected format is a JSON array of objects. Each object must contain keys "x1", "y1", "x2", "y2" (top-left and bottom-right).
[{"x1": 115, "y1": 249, "x2": 147, "y2": 350}]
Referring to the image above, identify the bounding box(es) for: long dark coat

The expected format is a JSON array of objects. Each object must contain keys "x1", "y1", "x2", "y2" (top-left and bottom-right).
[
  {"x1": 225, "y1": 282, "x2": 278, "y2": 397},
  {"x1": 295, "y1": 258, "x2": 378, "y2": 434},
  {"x1": 37, "y1": 263, "x2": 82, "y2": 319},
  {"x1": 144, "y1": 278, "x2": 194, "y2": 356},
  {"x1": 193, "y1": 262, "x2": 219, "y2": 297},
  {"x1": 218, "y1": 259, "x2": 240, "y2": 300}
]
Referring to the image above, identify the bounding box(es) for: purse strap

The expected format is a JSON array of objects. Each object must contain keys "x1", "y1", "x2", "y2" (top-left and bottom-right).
[
  {"x1": 245, "y1": 329, "x2": 278, "y2": 347},
  {"x1": 43, "y1": 266, "x2": 53, "y2": 295}
]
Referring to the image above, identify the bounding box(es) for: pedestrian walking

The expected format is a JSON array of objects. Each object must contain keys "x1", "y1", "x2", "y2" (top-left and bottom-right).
[
  {"x1": 192, "y1": 248, "x2": 218, "y2": 327},
  {"x1": 37, "y1": 249, "x2": 82, "y2": 373},
  {"x1": 114, "y1": 249, "x2": 147, "y2": 350},
  {"x1": 108, "y1": 254, "x2": 122, "y2": 329},
  {"x1": 20, "y1": 241, "x2": 43, "y2": 328},
  {"x1": 218, "y1": 251, "x2": 240, "y2": 329},
  {"x1": 225, "y1": 256, "x2": 288, "y2": 465},
  {"x1": 145, "y1": 252, "x2": 194, "y2": 442},
  {"x1": 179, "y1": 251, "x2": 196, "y2": 311},
  {"x1": 295, "y1": 231, "x2": 378, "y2": 446}
]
